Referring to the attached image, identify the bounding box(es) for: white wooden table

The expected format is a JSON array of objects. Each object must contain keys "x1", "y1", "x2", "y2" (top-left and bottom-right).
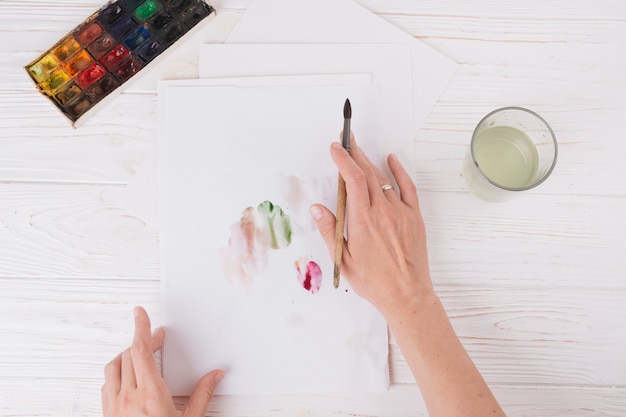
[{"x1": 1, "y1": 1, "x2": 625, "y2": 416}]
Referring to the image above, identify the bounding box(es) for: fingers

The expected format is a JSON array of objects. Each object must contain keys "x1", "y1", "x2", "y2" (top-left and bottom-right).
[
  {"x1": 184, "y1": 370, "x2": 225, "y2": 417},
  {"x1": 101, "y1": 384, "x2": 108, "y2": 415},
  {"x1": 350, "y1": 142, "x2": 400, "y2": 203},
  {"x1": 333, "y1": 135, "x2": 401, "y2": 208},
  {"x1": 102, "y1": 310, "x2": 164, "y2": 400},
  {"x1": 131, "y1": 306, "x2": 160, "y2": 386},
  {"x1": 329, "y1": 142, "x2": 370, "y2": 210},
  {"x1": 387, "y1": 153, "x2": 420, "y2": 208},
  {"x1": 121, "y1": 348, "x2": 137, "y2": 389},
  {"x1": 309, "y1": 204, "x2": 350, "y2": 264},
  {"x1": 104, "y1": 352, "x2": 122, "y2": 397},
  {"x1": 345, "y1": 136, "x2": 387, "y2": 204}
]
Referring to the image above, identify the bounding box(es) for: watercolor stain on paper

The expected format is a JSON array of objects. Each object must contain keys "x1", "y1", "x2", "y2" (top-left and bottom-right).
[
  {"x1": 295, "y1": 257, "x2": 322, "y2": 294},
  {"x1": 221, "y1": 201, "x2": 291, "y2": 289},
  {"x1": 256, "y1": 200, "x2": 293, "y2": 249},
  {"x1": 221, "y1": 200, "x2": 323, "y2": 294}
]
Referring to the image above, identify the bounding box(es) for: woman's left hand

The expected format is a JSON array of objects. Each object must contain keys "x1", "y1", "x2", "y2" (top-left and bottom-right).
[{"x1": 102, "y1": 306, "x2": 224, "y2": 417}]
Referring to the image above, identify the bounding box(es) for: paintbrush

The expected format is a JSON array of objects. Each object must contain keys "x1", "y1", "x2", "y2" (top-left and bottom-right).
[{"x1": 333, "y1": 98, "x2": 351, "y2": 289}]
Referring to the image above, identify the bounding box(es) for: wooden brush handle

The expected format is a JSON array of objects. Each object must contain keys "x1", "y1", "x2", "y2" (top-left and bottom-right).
[{"x1": 333, "y1": 174, "x2": 347, "y2": 288}]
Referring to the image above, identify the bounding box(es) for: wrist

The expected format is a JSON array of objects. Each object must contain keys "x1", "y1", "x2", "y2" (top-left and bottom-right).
[{"x1": 378, "y1": 287, "x2": 441, "y2": 328}]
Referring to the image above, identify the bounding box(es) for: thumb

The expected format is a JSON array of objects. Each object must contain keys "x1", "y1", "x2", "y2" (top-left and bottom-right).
[
  {"x1": 309, "y1": 204, "x2": 339, "y2": 256},
  {"x1": 183, "y1": 370, "x2": 224, "y2": 417}
]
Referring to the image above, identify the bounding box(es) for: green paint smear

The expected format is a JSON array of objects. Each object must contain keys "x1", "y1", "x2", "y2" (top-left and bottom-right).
[{"x1": 257, "y1": 200, "x2": 292, "y2": 249}]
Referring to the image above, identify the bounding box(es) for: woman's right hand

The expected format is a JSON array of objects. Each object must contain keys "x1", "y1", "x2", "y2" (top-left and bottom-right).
[{"x1": 309, "y1": 136, "x2": 435, "y2": 319}]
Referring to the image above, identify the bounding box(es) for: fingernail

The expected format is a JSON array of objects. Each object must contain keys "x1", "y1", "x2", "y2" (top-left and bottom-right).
[
  {"x1": 133, "y1": 306, "x2": 140, "y2": 318},
  {"x1": 331, "y1": 142, "x2": 342, "y2": 150},
  {"x1": 215, "y1": 371, "x2": 225, "y2": 384},
  {"x1": 309, "y1": 205, "x2": 324, "y2": 221},
  {"x1": 390, "y1": 153, "x2": 398, "y2": 162}
]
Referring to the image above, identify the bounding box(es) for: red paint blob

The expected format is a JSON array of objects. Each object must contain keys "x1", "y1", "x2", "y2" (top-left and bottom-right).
[
  {"x1": 303, "y1": 270, "x2": 312, "y2": 291},
  {"x1": 76, "y1": 62, "x2": 105, "y2": 89},
  {"x1": 295, "y1": 259, "x2": 322, "y2": 294}
]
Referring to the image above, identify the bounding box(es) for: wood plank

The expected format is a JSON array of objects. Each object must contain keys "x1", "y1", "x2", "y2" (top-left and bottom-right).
[
  {"x1": 391, "y1": 287, "x2": 626, "y2": 385},
  {"x1": 1, "y1": 278, "x2": 624, "y2": 386},
  {"x1": 0, "y1": 184, "x2": 159, "y2": 279},
  {"x1": 395, "y1": 15, "x2": 626, "y2": 72},
  {"x1": 202, "y1": 384, "x2": 626, "y2": 417},
  {"x1": 0, "y1": 279, "x2": 160, "y2": 380},
  {"x1": 0, "y1": 90, "x2": 156, "y2": 184},
  {"x1": 419, "y1": 191, "x2": 626, "y2": 288},
  {"x1": 1, "y1": 378, "x2": 624, "y2": 417}
]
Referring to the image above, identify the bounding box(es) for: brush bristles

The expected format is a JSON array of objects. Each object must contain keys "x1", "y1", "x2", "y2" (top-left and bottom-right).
[{"x1": 344, "y1": 98, "x2": 351, "y2": 119}]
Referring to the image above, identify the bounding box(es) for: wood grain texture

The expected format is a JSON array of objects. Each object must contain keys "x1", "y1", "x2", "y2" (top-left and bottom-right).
[
  {"x1": 1, "y1": 380, "x2": 625, "y2": 417},
  {"x1": 391, "y1": 287, "x2": 626, "y2": 386},
  {"x1": 2, "y1": 278, "x2": 624, "y2": 386},
  {"x1": 0, "y1": 184, "x2": 159, "y2": 279},
  {"x1": 1, "y1": 0, "x2": 625, "y2": 416}
]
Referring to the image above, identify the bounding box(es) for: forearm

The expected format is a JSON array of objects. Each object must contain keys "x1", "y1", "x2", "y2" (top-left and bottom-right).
[{"x1": 386, "y1": 291, "x2": 506, "y2": 417}]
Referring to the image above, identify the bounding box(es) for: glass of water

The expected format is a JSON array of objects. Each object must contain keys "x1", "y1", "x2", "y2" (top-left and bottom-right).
[{"x1": 463, "y1": 107, "x2": 558, "y2": 201}]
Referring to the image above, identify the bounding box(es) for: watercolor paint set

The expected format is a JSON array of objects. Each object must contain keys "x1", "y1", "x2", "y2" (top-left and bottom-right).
[{"x1": 25, "y1": 0, "x2": 215, "y2": 125}]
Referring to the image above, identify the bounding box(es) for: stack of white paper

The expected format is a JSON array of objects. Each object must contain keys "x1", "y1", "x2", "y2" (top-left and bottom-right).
[{"x1": 150, "y1": 0, "x2": 458, "y2": 396}]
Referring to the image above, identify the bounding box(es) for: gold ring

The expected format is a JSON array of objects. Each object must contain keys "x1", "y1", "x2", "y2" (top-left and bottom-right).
[{"x1": 381, "y1": 184, "x2": 394, "y2": 192}]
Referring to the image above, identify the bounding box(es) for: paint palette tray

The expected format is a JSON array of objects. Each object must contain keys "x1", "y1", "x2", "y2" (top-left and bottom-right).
[{"x1": 25, "y1": 0, "x2": 215, "y2": 126}]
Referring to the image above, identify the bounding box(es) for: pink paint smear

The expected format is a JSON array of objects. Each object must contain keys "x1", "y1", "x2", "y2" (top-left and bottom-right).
[
  {"x1": 295, "y1": 258, "x2": 322, "y2": 294},
  {"x1": 220, "y1": 207, "x2": 268, "y2": 291}
]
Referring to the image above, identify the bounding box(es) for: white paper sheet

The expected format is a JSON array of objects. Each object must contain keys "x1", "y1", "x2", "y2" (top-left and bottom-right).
[
  {"x1": 121, "y1": 74, "x2": 372, "y2": 229},
  {"x1": 199, "y1": 43, "x2": 416, "y2": 174},
  {"x1": 159, "y1": 83, "x2": 389, "y2": 395},
  {"x1": 223, "y1": 0, "x2": 459, "y2": 136}
]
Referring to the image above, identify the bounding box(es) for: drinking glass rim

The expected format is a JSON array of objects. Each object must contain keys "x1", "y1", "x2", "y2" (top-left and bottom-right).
[{"x1": 470, "y1": 106, "x2": 558, "y2": 192}]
